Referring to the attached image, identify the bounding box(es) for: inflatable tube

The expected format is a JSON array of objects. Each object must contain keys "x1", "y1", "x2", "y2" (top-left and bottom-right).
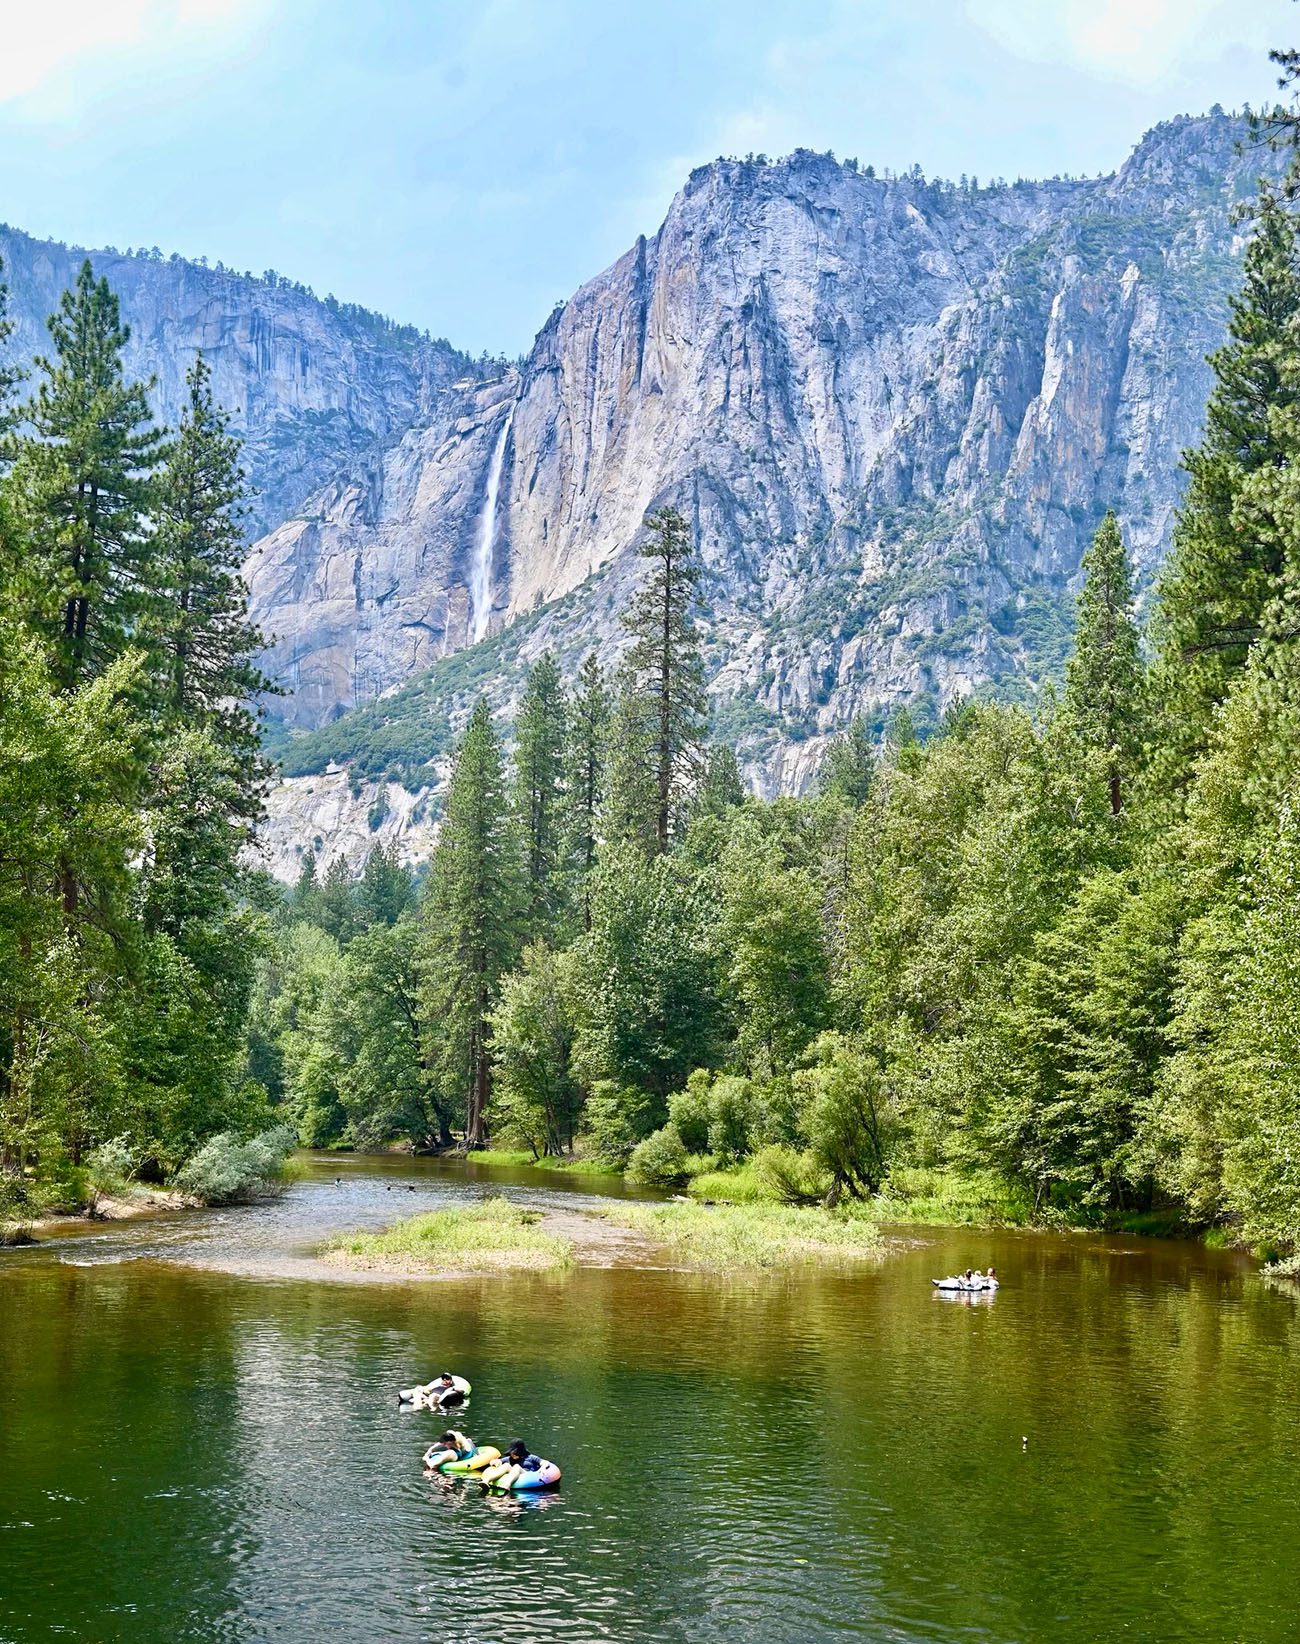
[
  {"x1": 485, "y1": 1460, "x2": 561, "y2": 1493},
  {"x1": 425, "y1": 1445, "x2": 500, "y2": 1474},
  {"x1": 931, "y1": 1278, "x2": 998, "y2": 1292},
  {"x1": 398, "y1": 1374, "x2": 471, "y2": 1406}
]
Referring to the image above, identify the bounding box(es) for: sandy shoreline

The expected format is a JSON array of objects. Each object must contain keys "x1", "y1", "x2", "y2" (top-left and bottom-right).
[{"x1": 2, "y1": 1187, "x2": 190, "y2": 1242}]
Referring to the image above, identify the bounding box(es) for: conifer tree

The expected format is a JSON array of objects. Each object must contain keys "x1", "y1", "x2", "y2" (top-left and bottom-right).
[
  {"x1": 697, "y1": 743, "x2": 746, "y2": 816},
  {"x1": 821, "y1": 718, "x2": 875, "y2": 806},
  {"x1": 421, "y1": 698, "x2": 521, "y2": 1146},
  {"x1": 0, "y1": 258, "x2": 24, "y2": 435},
  {"x1": 620, "y1": 506, "x2": 707, "y2": 851},
  {"x1": 153, "y1": 354, "x2": 272, "y2": 759},
  {"x1": 512, "y1": 650, "x2": 569, "y2": 940},
  {"x1": 357, "y1": 843, "x2": 416, "y2": 928},
  {"x1": 603, "y1": 681, "x2": 660, "y2": 854},
  {"x1": 1062, "y1": 511, "x2": 1144, "y2": 815},
  {"x1": 1153, "y1": 190, "x2": 1300, "y2": 791},
  {"x1": 566, "y1": 650, "x2": 609, "y2": 928},
  {"x1": 10, "y1": 261, "x2": 165, "y2": 688}
]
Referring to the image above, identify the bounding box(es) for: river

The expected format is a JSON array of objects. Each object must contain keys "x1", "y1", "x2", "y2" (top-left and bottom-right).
[{"x1": 2, "y1": 1153, "x2": 1298, "y2": 1643}]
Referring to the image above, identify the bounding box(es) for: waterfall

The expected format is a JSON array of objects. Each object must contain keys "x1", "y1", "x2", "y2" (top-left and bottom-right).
[{"x1": 469, "y1": 407, "x2": 513, "y2": 645}]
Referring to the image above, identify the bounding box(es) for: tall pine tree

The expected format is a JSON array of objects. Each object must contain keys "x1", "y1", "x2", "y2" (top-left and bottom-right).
[
  {"x1": 9, "y1": 261, "x2": 165, "y2": 689},
  {"x1": 566, "y1": 650, "x2": 609, "y2": 929},
  {"x1": 512, "y1": 651, "x2": 569, "y2": 940},
  {"x1": 619, "y1": 506, "x2": 707, "y2": 852},
  {"x1": 420, "y1": 698, "x2": 520, "y2": 1146},
  {"x1": 153, "y1": 354, "x2": 271, "y2": 756},
  {"x1": 1061, "y1": 511, "x2": 1144, "y2": 816},
  {"x1": 1152, "y1": 190, "x2": 1300, "y2": 794}
]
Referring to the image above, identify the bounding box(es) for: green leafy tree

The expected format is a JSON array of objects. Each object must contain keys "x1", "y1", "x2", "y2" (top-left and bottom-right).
[
  {"x1": 489, "y1": 943, "x2": 583, "y2": 1156},
  {"x1": 576, "y1": 841, "x2": 722, "y2": 1115},
  {"x1": 717, "y1": 817, "x2": 829, "y2": 1078},
  {"x1": 794, "y1": 1033, "x2": 898, "y2": 1199},
  {"x1": 337, "y1": 917, "x2": 452, "y2": 1149},
  {"x1": 0, "y1": 636, "x2": 145, "y2": 1173},
  {"x1": 970, "y1": 871, "x2": 1178, "y2": 1214}
]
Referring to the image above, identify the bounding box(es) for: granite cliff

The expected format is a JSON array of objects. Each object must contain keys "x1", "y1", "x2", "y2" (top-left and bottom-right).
[
  {"x1": 0, "y1": 112, "x2": 1275, "y2": 867},
  {"x1": 242, "y1": 112, "x2": 1269, "y2": 796}
]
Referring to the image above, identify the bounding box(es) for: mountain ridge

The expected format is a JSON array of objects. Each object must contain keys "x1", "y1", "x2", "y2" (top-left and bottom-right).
[
  {"x1": 0, "y1": 110, "x2": 1280, "y2": 867},
  {"x1": 245, "y1": 111, "x2": 1274, "y2": 798}
]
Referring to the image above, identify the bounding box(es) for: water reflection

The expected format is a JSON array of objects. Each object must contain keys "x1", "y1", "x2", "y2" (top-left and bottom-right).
[{"x1": 3, "y1": 1156, "x2": 1300, "y2": 1642}]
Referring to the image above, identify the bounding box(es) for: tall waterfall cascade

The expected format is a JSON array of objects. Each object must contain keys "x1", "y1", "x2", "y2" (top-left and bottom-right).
[{"x1": 469, "y1": 407, "x2": 514, "y2": 645}]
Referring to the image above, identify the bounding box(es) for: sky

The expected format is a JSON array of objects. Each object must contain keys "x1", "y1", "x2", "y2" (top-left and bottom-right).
[{"x1": 0, "y1": 0, "x2": 1289, "y2": 355}]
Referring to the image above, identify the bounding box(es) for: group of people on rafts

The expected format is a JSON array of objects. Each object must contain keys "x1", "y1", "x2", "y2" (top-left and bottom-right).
[
  {"x1": 932, "y1": 1266, "x2": 999, "y2": 1292},
  {"x1": 399, "y1": 1372, "x2": 561, "y2": 1493}
]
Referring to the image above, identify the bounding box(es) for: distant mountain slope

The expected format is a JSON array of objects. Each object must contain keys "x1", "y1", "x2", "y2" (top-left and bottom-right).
[
  {"x1": 0, "y1": 226, "x2": 477, "y2": 538},
  {"x1": 0, "y1": 111, "x2": 1279, "y2": 823},
  {"x1": 241, "y1": 111, "x2": 1275, "y2": 795}
]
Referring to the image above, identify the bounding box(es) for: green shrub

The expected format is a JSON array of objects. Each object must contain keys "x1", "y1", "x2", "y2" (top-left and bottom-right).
[
  {"x1": 34, "y1": 1164, "x2": 93, "y2": 1216},
  {"x1": 175, "y1": 1124, "x2": 297, "y2": 1206},
  {"x1": 628, "y1": 1124, "x2": 691, "y2": 1187},
  {"x1": 706, "y1": 1074, "x2": 753, "y2": 1163},
  {"x1": 584, "y1": 1082, "x2": 659, "y2": 1168},
  {"x1": 752, "y1": 1144, "x2": 831, "y2": 1205},
  {"x1": 668, "y1": 1070, "x2": 713, "y2": 1154},
  {"x1": 86, "y1": 1136, "x2": 136, "y2": 1198}
]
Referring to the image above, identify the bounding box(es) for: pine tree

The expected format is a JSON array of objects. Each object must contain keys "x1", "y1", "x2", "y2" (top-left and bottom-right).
[
  {"x1": 357, "y1": 843, "x2": 416, "y2": 928},
  {"x1": 1062, "y1": 511, "x2": 1144, "y2": 816},
  {"x1": 603, "y1": 680, "x2": 660, "y2": 854},
  {"x1": 697, "y1": 743, "x2": 746, "y2": 816},
  {"x1": 512, "y1": 650, "x2": 569, "y2": 940},
  {"x1": 821, "y1": 718, "x2": 875, "y2": 805},
  {"x1": 1152, "y1": 190, "x2": 1300, "y2": 791},
  {"x1": 620, "y1": 506, "x2": 707, "y2": 852},
  {"x1": 9, "y1": 261, "x2": 165, "y2": 689},
  {"x1": 0, "y1": 257, "x2": 24, "y2": 435},
  {"x1": 566, "y1": 650, "x2": 609, "y2": 929},
  {"x1": 420, "y1": 698, "x2": 521, "y2": 1146},
  {"x1": 153, "y1": 354, "x2": 272, "y2": 756}
]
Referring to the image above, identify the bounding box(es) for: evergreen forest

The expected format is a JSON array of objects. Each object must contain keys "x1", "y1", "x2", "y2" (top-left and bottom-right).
[{"x1": 4, "y1": 168, "x2": 1300, "y2": 1252}]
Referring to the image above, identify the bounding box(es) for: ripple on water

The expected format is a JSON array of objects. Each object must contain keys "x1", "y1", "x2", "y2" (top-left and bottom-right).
[{"x1": 1, "y1": 1158, "x2": 1297, "y2": 1644}]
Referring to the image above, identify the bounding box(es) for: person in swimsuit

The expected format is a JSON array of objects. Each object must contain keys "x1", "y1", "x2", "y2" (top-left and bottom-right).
[{"x1": 423, "y1": 1429, "x2": 474, "y2": 1470}]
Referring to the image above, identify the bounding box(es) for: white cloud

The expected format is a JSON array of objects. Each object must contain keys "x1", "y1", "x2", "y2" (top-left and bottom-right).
[
  {"x1": 0, "y1": 0, "x2": 270, "y2": 108},
  {"x1": 965, "y1": 0, "x2": 1275, "y2": 86}
]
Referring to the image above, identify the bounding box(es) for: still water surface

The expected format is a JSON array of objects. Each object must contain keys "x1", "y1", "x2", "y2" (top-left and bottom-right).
[{"x1": 2, "y1": 1154, "x2": 1298, "y2": 1643}]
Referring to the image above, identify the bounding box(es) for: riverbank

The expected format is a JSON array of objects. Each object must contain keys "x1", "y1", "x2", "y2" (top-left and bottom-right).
[
  {"x1": 1, "y1": 1185, "x2": 190, "y2": 1244},
  {"x1": 320, "y1": 1196, "x2": 884, "y2": 1277}
]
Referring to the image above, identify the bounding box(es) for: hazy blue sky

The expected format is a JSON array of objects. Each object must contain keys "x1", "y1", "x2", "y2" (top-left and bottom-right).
[{"x1": 0, "y1": 0, "x2": 1288, "y2": 353}]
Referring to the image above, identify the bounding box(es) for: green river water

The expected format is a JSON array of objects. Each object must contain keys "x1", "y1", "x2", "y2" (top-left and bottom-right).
[{"x1": 2, "y1": 1153, "x2": 1298, "y2": 1643}]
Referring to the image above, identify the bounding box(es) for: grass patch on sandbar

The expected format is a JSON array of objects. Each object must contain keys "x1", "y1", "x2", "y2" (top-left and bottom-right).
[
  {"x1": 458, "y1": 1148, "x2": 623, "y2": 1178},
  {"x1": 321, "y1": 1196, "x2": 574, "y2": 1275},
  {"x1": 610, "y1": 1201, "x2": 882, "y2": 1271}
]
